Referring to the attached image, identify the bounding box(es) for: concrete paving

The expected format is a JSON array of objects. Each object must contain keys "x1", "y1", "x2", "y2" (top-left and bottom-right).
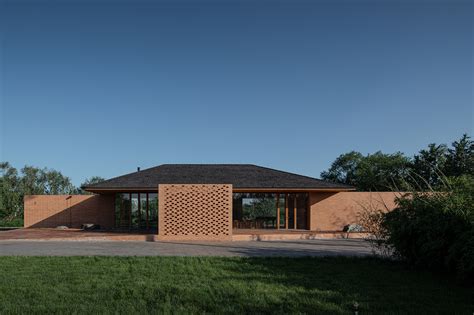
[{"x1": 0, "y1": 239, "x2": 374, "y2": 257}]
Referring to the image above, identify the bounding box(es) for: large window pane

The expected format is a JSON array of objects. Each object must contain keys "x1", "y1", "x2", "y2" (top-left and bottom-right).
[
  {"x1": 115, "y1": 192, "x2": 158, "y2": 230},
  {"x1": 148, "y1": 193, "x2": 158, "y2": 228},
  {"x1": 140, "y1": 193, "x2": 147, "y2": 229},
  {"x1": 296, "y1": 193, "x2": 308, "y2": 229},
  {"x1": 131, "y1": 193, "x2": 139, "y2": 229},
  {"x1": 115, "y1": 193, "x2": 131, "y2": 228},
  {"x1": 233, "y1": 193, "x2": 277, "y2": 229},
  {"x1": 278, "y1": 194, "x2": 286, "y2": 229},
  {"x1": 287, "y1": 194, "x2": 295, "y2": 229},
  {"x1": 233, "y1": 193, "x2": 309, "y2": 230}
]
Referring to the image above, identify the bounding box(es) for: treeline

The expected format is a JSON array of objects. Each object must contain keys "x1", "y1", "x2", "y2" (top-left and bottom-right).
[
  {"x1": 321, "y1": 134, "x2": 473, "y2": 191},
  {"x1": 0, "y1": 162, "x2": 104, "y2": 226}
]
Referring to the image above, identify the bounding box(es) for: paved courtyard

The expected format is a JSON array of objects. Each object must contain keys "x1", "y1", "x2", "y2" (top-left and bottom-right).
[{"x1": 0, "y1": 239, "x2": 373, "y2": 256}]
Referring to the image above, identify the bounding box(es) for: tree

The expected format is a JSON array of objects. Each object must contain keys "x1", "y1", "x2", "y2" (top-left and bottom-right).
[
  {"x1": 0, "y1": 162, "x2": 22, "y2": 221},
  {"x1": 321, "y1": 151, "x2": 411, "y2": 191},
  {"x1": 81, "y1": 176, "x2": 106, "y2": 187},
  {"x1": 80, "y1": 176, "x2": 106, "y2": 194},
  {"x1": 43, "y1": 169, "x2": 77, "y2": 194},
  {"x1": 0, "y1": 163, "x2": 79, "y2": 225},
  {"x1": 320, "y1": 151, "x2": 363, "y2": 186},
  {"x1": 321, "y1": 134, "x2": 472, "y2": 191},
  {"x1": 19, "y1": 165, "x2": 76, "y2": 195},
  {"x1": 444, "y1": 134, "x2": 474, "y2": 177},
  {"x1": 412, "y1": 143, "x2": 448, "y2": 188},
  {"x1": 355, "y1": 152, "x2": 412, "y2": 191},
  {"x1": 19, "y1": 166, "x2": 45, "y2": 195}
]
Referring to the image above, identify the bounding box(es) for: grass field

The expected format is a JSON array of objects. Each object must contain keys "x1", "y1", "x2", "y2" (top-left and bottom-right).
[{"x1": 0, "y1": 256, "x2": 472, "y2": 314}]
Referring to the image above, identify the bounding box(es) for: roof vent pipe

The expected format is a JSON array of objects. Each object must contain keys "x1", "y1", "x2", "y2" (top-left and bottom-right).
[{"x1": 137, "y1": 167, "x2": 140, "y2": 172}]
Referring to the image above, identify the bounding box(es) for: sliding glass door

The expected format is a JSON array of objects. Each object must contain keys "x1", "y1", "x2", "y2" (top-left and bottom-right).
[
  {"x1": 232, "y1": 193, "x2": 309, "y2": 230},
  {"x1": 115, "y1": 192, "x2": 158, "y2": 230}
]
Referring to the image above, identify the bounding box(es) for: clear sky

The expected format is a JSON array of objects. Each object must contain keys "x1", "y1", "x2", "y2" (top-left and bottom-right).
[{"x1": 1, "y1": 0, "x2": 472, "y2": 186}]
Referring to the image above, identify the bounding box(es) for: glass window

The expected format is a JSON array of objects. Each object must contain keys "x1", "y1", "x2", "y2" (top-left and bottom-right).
[
  {"x1": 140, "y1": 193, "x2": 147, "y2": 229},
  {"x1": 148, "y1": 193, "x2": 158, "y2": 228},
  {"x1": 131, "y1": 193, "x2": 139, "y2": 229},
  {"x1": 278, "y1": 194, "x2": 286, "y2": 229},
  {"x1": 296, "y1": 193, "x2": 308, "y2": 229},
  {"x1": 233, "y1": 193, "x2": 278, "y2": 229},
  {"x1": 115, "y1": 193, "x2": 131, "y2": 228},
  {"x1": 115, "y1": 192, "x2": 158, "y2": 230},
  {"x1": 287, "y1": 194, "x2": 295, "y2": 229},
  {"x1": 233, "y1": 193, "x2": 309, "y2": 230}
]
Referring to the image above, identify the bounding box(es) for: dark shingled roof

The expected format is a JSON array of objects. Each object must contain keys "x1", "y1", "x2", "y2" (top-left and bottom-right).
[{"x1": 83, "y1": 164, "x2": 354, "y2": 191}]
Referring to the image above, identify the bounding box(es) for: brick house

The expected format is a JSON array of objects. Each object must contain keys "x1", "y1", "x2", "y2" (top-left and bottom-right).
[{"x1": 24, "y1": 164, "x2": 399, "y2": 240}]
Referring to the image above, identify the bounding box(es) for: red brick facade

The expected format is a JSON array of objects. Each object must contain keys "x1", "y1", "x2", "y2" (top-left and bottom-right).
[
  {"x1": 24, "y1": 190, "x2": 401, "y2": 238},
  {"x1": 24, "y1": 195, "x2": 115, "y2": 229},
  {"x1": 308, "y1": 191, "x2": 400, "y2": 231}
]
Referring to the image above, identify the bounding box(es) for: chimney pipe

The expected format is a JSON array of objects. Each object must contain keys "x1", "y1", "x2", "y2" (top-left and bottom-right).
[{"x1": 137, "y1": 167, "x2": 140, "y2": 172}]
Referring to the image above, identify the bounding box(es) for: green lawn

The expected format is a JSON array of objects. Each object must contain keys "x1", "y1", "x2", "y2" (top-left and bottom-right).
[{"x1": 0, "y1": 256, "x2": 472, "y2": 314}]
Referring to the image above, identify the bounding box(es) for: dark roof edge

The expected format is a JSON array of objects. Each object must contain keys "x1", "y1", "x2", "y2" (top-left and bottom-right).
[
  {"x1": 82, "y1": 164, "x2": 163, "y2": 189},
  {"x1": 249, "y1": 164, "x2": 354, "y2": 189},
  {"x1": 82, "y1": 164, "x2": 355, "y2": 190},
  {"x1": 83, "y1": 186, "x2": 356, "y2": 192}
]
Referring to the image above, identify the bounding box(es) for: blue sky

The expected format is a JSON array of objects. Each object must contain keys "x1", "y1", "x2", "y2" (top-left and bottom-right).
[{"x1": 1, "y1": 0, "x2": 472, "y2": 185}]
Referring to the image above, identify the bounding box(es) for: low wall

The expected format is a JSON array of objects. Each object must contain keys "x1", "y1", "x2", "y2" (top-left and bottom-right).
[
  {"x1": 309, "y1": 192, "x2": 402, "y2": 232},
  {"x1": 24, "y1": 195, "x2": 115, "y2": 229},
  {"x1": 158, "y1": 184, "x2": 233, "y2": 240},
  {"x1": 23, "y1": 190, "x2": 401, "y2": 237}
]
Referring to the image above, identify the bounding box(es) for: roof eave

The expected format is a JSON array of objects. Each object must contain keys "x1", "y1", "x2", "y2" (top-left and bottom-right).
[
  {"x1": 232, "y1": 187, "x2": 355, "y2": 192},
  {"x1": 84, "y1": 186, "x2": 355, "y2": 193}
]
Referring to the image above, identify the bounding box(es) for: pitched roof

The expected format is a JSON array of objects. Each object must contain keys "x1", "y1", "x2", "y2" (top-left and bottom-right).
[{"x1": 83, "y1": 164, "x2": 354, "y2": 191}]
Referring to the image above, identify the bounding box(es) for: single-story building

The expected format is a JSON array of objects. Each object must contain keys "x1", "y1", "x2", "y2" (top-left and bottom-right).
[{"x1": 24, "y1": 164, "x2": 400, "y2": 240}]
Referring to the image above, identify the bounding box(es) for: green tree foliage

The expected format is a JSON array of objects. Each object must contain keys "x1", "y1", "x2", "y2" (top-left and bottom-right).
[
  {"x1": 444, "y1": 134, "x2": 474, "y2": 177},
  {"x1": 356, "y1": 152, "x2": 412, "y2": 191},
  {"x1": 80, "y1": 176, "x2": 106, "y2": 194},
  {"x1": 0, "y1": 162, "x2": 22, "y2": 221},
  {"x1": 0, "y1": 163, "x2": 97, "y2": 225},
  {"x1": 321, "y1": 134, "x2": 473, "y2": 191},
  {"x1": 320, "y1": 151, "x2": 363, "y2": 186},
  {"x1": 243, "y1": 197, "x2": 276, "y2": 219},
  {"x1": 412, "y1": 143, "x2": 447, "y2": 188},
  {"x1": 19, "y1": 166, "x2": 77, "y2": 195},
  {"x1": 321, "y1": 151, "x2": 411, "y2": 191}
]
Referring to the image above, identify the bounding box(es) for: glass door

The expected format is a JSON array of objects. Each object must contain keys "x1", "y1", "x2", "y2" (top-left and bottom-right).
[
  {"x1": 296, "y1": 193, "x2": 308, "y2": 229},
  {"x1": 278, "y1": 194, "x2": 286, "y2": 229},
  {"x1": 148, "y1": 193, "x2": 158, "y2": 229},
  {"x1": 131, "y1": 193, "x2": 140, "y2": 229},
  {"x1": 287, "y1": 194, "x2": 296, "y2": 229},
  {"x1": 115, "y1": 192, "x2": 159, "y2": 231},
  {"x1": 115, "y1": 193, "x2": 131, "y2": 229}
]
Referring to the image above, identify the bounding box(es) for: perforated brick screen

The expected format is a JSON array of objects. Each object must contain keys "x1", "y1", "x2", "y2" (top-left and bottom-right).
[{"x1": 158, "y1": 184, "x2": 232, "y2": 240}]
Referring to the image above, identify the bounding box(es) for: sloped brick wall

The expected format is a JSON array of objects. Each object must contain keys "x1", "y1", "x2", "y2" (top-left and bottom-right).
[
  {"x1": 158, "y1": 184, "x2": 232, "y2": 240},
  {"x1": 24, "y1": 195, "x2": 115, "y2": 229},
  {"x1": 308, "y1": 191, "x2": 401, "y2": 232}
]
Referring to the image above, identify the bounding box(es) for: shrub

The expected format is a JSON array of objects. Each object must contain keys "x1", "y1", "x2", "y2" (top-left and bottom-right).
[
  {"x1": 380, "y1": 175, "x2": 474, "y2": 282},
  {"x1": 0, "y1": 217, "x2": 24, "y2": 227}
]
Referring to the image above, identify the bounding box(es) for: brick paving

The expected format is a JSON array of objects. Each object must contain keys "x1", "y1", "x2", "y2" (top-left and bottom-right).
[
  {"x1": 0, "y1": 229, "x2": 374, "y2": 257},
  {"x1": 0, "y1": 228, "x2": 154, "y2": 241}
]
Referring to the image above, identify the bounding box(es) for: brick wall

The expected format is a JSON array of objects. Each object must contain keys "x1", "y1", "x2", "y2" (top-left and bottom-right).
[
  {"x1": 308, "y1": 191, "x2": 401, "y2": 231},
  {"x1": 158, "y1": 184, "x2": 233, "y2": 240},
  {"x1": 23, "y1": 190, "x2": 401, "y2": 235},
  {"x1": 24, "y1": 195, "x2": 115, "y2": 228}
]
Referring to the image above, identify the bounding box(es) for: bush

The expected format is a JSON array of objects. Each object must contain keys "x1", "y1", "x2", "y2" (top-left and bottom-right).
[
  {"x1": 380, "y1": 176, "x2": 474, "y2": 282},
  {"x1": 0, "y1": 217, "x2": 24, "y2": 227}
]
